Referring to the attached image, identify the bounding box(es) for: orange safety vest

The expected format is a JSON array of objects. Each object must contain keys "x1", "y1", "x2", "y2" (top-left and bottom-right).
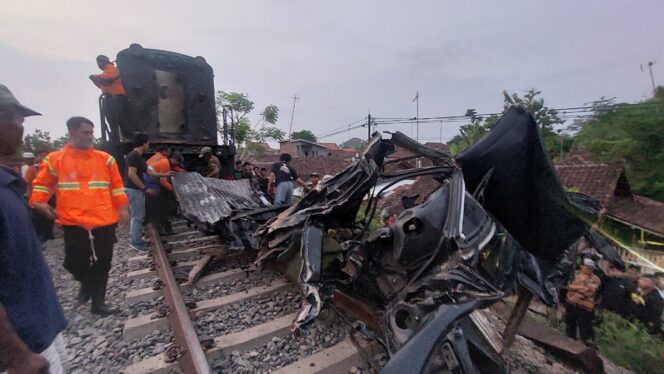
[
  {"x1": 22, "y1": 164, "x2": 39, "y2": 197},
  {"x1": 146, "y1": 152, "x2": 173, "y2": 190},
  {"x1": 29, "y1": 144, "x2": 128, "y2": 229},
  {"x1": 93, "y1": 63, "x2": 126, "y2": 96}
]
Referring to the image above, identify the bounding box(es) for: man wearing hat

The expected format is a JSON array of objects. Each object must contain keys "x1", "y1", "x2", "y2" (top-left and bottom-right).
[
  {"x1": 90, "y1": 54, "x2": 126, "y2": 142},
  {"x1": 20, "y1": 151, "x2": 35, "y2": 179},
  {"x1": 199, "y1": 146, "x2": 220, "y2": 178},
  {"x1": 564, "y1": 257, "x2": 602, "y2": 346},
  {"x1": 0, "y1": 84, "x2": 68, "y2": 373}
]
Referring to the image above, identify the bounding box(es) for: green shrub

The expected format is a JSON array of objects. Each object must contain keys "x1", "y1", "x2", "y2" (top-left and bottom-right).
[{"x1": 596, "y1": 311, "x2": 663, "y2": 374}]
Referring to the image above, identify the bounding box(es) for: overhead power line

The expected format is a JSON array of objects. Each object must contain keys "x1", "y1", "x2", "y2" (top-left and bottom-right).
[{"x1": 316, "y1": 101, "x2": 663, "y2": 140}]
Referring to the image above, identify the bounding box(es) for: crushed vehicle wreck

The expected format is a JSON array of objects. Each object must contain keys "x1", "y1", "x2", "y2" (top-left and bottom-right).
[{"x1": 255, "y1": 107, "x2": 602, "y2": 373}]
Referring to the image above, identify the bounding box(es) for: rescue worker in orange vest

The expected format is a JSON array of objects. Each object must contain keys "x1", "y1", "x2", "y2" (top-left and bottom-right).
[
  {"x1": 31, "y1": 117, "x2": 129, "y2": 316},
  {"x1": 146, "y1": 146, "x2": 174, "y2": 235},
  {"x1": 89, "y1": 55, "x2": 126, "y2": 143},
  {"x1": 24, "y1": 151, "x2": 56, "y2": 242}
]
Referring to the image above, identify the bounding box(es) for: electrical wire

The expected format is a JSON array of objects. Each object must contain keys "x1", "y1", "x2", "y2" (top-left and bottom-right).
[{"x1": 316, "y1": 101, "x2": 663, "y2": 140}]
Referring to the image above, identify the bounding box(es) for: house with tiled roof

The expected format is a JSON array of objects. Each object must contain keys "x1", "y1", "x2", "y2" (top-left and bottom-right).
[
  {"x1": 318, "y1": 143, "x2": 339, "y2": 151},
  {"x1": 555, "y1": 149, "x2": 664, "y2": 271}
]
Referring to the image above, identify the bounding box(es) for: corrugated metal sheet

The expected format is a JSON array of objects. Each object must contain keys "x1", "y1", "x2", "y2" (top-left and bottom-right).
[{"x1": 172, "y1": 172, "x2": 270, "y2": 224}]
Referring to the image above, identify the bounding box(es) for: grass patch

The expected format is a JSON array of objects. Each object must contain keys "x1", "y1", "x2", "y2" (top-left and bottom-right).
[
  {"x1": 596, "y1": 312, "x2": 663, "y2": 374},
  {"x1": 355, "y1": 204, "x2": 385, "y2": 230}
]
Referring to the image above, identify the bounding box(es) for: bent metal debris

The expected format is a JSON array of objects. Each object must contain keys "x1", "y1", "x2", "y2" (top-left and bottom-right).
[{"x1": 172, "y1": 106, "x2": 609, "y2": 373}]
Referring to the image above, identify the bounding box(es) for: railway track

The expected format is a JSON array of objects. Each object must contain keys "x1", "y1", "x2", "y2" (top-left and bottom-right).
[{"x1": 121, "y1": 219, "x2": 384, "y2": 374}]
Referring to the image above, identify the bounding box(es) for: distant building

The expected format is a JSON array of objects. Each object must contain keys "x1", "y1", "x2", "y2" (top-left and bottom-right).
[
  {"x1": 279, "y1": 139, "x2": 334, "y2": 158},
  {"x1": 342, "y1": 137, "x2": 366, "y2": 150}
]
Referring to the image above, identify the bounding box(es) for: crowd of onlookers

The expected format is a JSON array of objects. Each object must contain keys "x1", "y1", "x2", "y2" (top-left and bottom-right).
[
  {"x1": 199, "y1": 149, "x2": 321, "y2": 206},
  {"x1": 563, "y1": 241, "x2": 664, "y2": 347}
]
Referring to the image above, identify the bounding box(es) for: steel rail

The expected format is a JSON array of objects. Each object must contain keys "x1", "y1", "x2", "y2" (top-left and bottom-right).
[{"x1": 148, "y1": 224, "x2": 212, "y2": 374}]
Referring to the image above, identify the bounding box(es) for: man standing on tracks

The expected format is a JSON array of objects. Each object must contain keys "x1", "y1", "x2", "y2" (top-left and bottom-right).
[
  {"x1": 269, "y1": 153, "x2": 308, "y2": 207},
  {"x1": 147, "y1": 146, "x2": 175, "y2": 235},
  {"x1": 89, "y1": 55, "x2": 126, "y2": 142},
  {"x1": 30, "y1": 117, "x2": 130, "y2": 316},
  {"x1": 0, "y1": 84, "x2": 68, "y2": 373},
  {"x1": 199, "y1": 146, "x2": 220, "y2": 178},
  {"x1": 124, "y1": 133, "x2": 173, "y2": 251}
]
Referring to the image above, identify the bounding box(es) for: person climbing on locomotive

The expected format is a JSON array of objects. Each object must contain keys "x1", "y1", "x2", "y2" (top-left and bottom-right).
[{"x1": 89, "y1": 55, "x2": 126, "y2": 141}]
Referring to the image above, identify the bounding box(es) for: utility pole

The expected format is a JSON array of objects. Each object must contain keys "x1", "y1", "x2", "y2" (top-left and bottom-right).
[
  {"x1": 413, "y1": 91, "x2": 420, "y2": 142},
  {"x1": 642, "y1": 61, "x2": 657, "y2": 95},
  {"x1": 288, "y1": 95, "x2": 299, "y2": 140},
  {"x1": 439, "y1": 120, "x2": 443, "y2": 143},
  {"x1": 367, "y1": 112, "x2": 372, "y2": 142}
]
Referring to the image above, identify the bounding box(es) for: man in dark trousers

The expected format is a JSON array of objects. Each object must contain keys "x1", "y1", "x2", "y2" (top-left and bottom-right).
[
  {"x1": 269, "y1": 153, "x2": 308, "y2": 206},
  {"x1": 31, "y1": 117, "x2": 129, "y2": 316},
  {"x1": 124, "y1": 134, "x2": 174, "y2": 251},
  {"x1": 565, "y1": 258, "x2": 602, "y2": 346},
  {"x1": 146, "y1": 146, "x2": 175, "y2": 235},
  {"x1": 0, "y1": 84, "x2": 68, "y2": 372},
  {"x1": 89, "y1": 55, "x2": 127, "y2": 142}
]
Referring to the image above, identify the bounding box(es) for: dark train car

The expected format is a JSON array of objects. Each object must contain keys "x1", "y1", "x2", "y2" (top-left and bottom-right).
[{"x1": 98, "y1": 43, "x2": 235, "y2": 176}]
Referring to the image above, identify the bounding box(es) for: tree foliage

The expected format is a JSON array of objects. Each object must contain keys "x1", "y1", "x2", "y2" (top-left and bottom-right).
[
  {"x1": 291, "y1": 129, "x2": 317, "y2": 142},
  {"x1": 22, "y1": 129, "x2": 55, "y2": 153},
  {"x1": 255, "y1": 127, "x2": 286, "y2": 142},
  {"x1": 446, "y1": 87, "x2": 664, "y2": 201},
  {"x1": 20, "y1": 131, "x2": 98, "y2": 154},
  {"x1": 447, "y1": 89, "x2": 566, "y2": 156},
  {"x1": 261, "y1": 105, "x2": 279, "y2": 125},
  {"x1": 502, "y1": 88, "x2": 563, "y2": 134},
  {"x1": 574, "y1": 87, "x2": 664, "y2": 200},
  {"x1": 215, "y1": 91, "x2": 284, "y2": 147},
  {"x1": 216, "y1": 91, "x2": 254, "y2": 127}
]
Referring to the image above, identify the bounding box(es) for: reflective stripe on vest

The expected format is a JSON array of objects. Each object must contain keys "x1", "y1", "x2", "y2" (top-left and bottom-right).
[
  {"x1": 42, "y1": 157, "x2": 57, "y2": 176},
  {"x1": 88, "y1": 181, "x2": 111, "y2": 189},
  {"x1": 57, "y1": 182, "x2": 81, "y2": 191},
  {"x1": 33, "y1": 185, "x2": 50, "y2": 194}
]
